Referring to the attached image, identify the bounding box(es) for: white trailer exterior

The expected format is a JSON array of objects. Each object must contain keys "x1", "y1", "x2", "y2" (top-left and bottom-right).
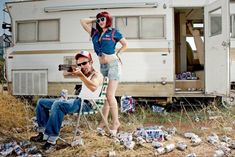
[{"x1": 3, "y1": 0, "x2": 235, "y2": 98}]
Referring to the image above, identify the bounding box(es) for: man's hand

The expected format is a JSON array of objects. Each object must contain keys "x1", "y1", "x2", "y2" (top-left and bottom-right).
[{"x1": 71, "y1": 67, "x2": 83, "y2": 77}]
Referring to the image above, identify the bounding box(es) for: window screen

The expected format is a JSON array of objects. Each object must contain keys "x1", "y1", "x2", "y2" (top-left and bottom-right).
[
  {"x1": 17, "y1": 22, "x2": 36, "y2": 42},
  {"x1": 17, "y1": 19, "x2": 59, "y2": 43},
  {"x1": 115, "y1": 16, "x2": 165, "y2": 39},
  {"x1": 209, "y1": 8, "x2": 222, "y2": 36},
  {"x1": 231, "y1": 15, "x2": 235, "y2": 38},
  {"x1": 38, "y1": 20, "x2": 59, "y2": 41},
  {"x1": 116, "y1": 17, "x2": 139, "y2": 39},
  {"x1": 141, "y1": 17, "x2": 164, "y2": 38}
]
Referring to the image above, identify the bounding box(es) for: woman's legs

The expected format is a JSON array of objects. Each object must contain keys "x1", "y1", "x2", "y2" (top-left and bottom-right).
[
  {"x1": 106, "y1": 80, "x2": 120, "y2": 131},
  {"x1": 98, "y1": 100, "x2": 110, "y2": 128},
  {"x1": 99, "y1": 59, "x2": 121, "y2": 131}
]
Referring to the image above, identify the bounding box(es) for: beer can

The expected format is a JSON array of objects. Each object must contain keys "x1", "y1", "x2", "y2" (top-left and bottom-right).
[
  {"x1": 165, "y1": 143, "x2": 175, "y2": 152},
  {"x1": 156, "y1": 147, "x2": 165, "y2": 154},
  {"x1": 60, "y1": 89, "x2": 68, "y2": 100},
  {"x1": 176, "y1": 142, "x2": 187, "y2": 151}
]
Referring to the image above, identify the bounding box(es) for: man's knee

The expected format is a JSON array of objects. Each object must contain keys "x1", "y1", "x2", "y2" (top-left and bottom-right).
[{"x1": 36, "y1": 99, "x2": 44, "y2": 110}]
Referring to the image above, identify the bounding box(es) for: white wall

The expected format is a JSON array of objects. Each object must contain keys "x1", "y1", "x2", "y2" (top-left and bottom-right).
[{"x1": 6, "y1": 0, "x2": 174, "y2": 83}]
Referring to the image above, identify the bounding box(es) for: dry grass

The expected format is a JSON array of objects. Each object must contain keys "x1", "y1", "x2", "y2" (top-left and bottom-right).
[
  {"x1": 0, "y1": 94, "x2": 33, "y2": 138},
  {"x1": 0, "y1": 95, "x2": 235, "y2": 157}
]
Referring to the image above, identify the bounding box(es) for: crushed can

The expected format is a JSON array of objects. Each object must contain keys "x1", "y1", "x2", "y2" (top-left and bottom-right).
[
  {"x1": 25, "y1": 146, "x2": 38, "y2": 154},
  {"x1": 213, "y1": 150, "x2": 224, "y2": 157},
  {"x1": 156, "y1": 147, "x2": 165, "y2": 155},
  {"x1": 184, "y1": 132, "x2": 198, "y2": 139},
  {"x1": 228, "y1": 140, "x2": 235, "y2": 149},
  {"x1": 0, "y1": 147, "x2": 14, "y2": 156},
  {"x1": 19, "y1": 141, "x2": 31, "y2": 147},
  {"x1": 191, "y1": 137, "x2": 202, "y2": 146},
  {"x1": 136, "y1": 136, "x2": 146, "y2": 145},
  {"x1": 176, "y1": 142, "x2": 187, "y2": 151},
  {"x1": 152, "y1": 141, "x2": 163, "y2": 148},
  {"x1": 109, "y1": 150, "x2": 116, "y2": 157},
  {"x1": 220, "y1": 135, "x2": 231, "y2": 143},
  {"x1": 186, "y1": 153, "x2": 197, "y2": 157},
  {"x1": 13, "y1": 145, "x2": 24, "y2": 156},
  {"x1": 208, "y1": 133, "x2": 219, "y2": 145},
  {"x1": 165, "y1": 143, "x2": 175, "y2": 153},
  {"x1": 71, "y1": 138, "x2": 84, "y2": 147}
]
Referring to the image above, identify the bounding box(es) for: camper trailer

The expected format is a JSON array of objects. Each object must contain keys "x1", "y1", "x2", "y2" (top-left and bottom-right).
[{"x1": 2, "y1": 0, "x2": 235, "y2": 102}]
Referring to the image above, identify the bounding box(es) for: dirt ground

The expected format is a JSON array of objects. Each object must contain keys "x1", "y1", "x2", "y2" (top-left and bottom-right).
[{"x1": 0, "y1": 94, "x2": 235, "y2": 157}]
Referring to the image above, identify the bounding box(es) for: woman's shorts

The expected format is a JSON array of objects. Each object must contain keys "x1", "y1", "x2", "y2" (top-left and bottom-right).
[{"x1": 100, "y1": 59, "x2": 121, "y2": 81}]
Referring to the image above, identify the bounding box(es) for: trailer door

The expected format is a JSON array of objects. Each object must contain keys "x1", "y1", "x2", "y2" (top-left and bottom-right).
[{"x1": 204, "y1": 0, "x2": 230, "y2": 96}]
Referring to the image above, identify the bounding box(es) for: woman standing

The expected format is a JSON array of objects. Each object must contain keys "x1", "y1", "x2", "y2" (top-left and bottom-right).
[{"x1": 80, "y1": 11, "x2": 127, "y2": 136}]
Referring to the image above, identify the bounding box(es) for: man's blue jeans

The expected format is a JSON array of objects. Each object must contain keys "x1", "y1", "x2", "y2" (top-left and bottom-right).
[{"x1": 36, "y1": 98, "x2": 91, "y2": 144}]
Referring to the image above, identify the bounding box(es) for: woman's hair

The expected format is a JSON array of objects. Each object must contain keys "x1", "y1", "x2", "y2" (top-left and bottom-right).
[{"x1": 96, "y1": 11, "x2": 112, "y2": 33}]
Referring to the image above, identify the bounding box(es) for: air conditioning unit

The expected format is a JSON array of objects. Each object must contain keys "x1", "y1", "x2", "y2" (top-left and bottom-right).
[{"x1": 12, "y1": 70, "x2": 48, "y2": 95}]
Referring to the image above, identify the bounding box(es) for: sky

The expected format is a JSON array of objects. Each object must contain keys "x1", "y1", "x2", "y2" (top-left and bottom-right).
[{"x1": 0, "y1": 0, "x2": 11, "y2": 36}]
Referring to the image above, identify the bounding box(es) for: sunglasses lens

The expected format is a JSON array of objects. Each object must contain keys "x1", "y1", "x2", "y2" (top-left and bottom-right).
[
  {"x1": 82, "y1": 62, "x2": 88, "y2": 65},
  {"x1": 97, "y1": 17, "x2": 106, "y2": 23},
  {"x1": 77, "y1": 61, "x2": 89, "y2": 67},
  {"x1": 101, "y1": 17, "x2": 105, "y2": 21}
]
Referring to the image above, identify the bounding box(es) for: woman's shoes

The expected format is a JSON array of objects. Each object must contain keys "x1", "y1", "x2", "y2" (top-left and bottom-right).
[
  {"x1": 96, "y1": 127, "x2": 106, "y2": 136},
  {"x1": 109, "y1": 129, "x2": 118, "y2": 138}
]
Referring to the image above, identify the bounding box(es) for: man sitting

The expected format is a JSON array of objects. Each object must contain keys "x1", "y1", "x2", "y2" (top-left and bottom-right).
[{"x1": 30, "y1": 51, "x2": 103, "y2": 151}]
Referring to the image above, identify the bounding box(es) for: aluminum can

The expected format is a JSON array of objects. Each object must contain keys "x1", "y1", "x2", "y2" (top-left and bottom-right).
[
  {"x1": 60, "y1": 89, "x2": 68, "y2": 100},
  {"x1": 165, "y1": 143, "x2": 175, "y2": 152}
]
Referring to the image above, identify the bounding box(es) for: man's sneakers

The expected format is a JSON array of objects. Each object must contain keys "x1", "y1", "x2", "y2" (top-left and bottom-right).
[
  {"x1": 30, "y1": 133, "x2": 57, "y2": 153},
  {"x1": 42, "y1": 142, "x2": 56, "y2": 153},
  {"x1": 30, "y1": 133, "x2": 45, "y2": 142}
]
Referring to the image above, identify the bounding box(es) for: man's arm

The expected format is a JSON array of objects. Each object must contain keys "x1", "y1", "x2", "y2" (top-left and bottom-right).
[
  {"x1": 72, "y1": 69, "x2": 103, "y2": 92},
  {"x1": 80, "y1": 72, "x2": 103, "y2": 92}
]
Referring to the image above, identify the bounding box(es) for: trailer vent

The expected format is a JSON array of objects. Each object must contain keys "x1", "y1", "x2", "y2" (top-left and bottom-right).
[{"x1": 12, "y1": 70, "x2": 48, "y2": 95}]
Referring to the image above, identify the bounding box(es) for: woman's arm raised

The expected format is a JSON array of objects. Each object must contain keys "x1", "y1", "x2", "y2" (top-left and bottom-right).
[{"x1": 80, "y1": 18, "x2": 96, "y2": 35}]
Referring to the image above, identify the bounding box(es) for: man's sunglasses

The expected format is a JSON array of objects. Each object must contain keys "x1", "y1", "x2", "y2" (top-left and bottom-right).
[
  {"x1": 77, "y1": 61, "x2": 90, "y2": 67},
  {"x1": 96, "y1": 17, "x2": 106, "y2": 23}
]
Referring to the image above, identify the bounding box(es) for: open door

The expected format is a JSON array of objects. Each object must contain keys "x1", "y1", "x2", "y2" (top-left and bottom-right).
[{"x1": 204, "y1": 0, "x2": 230, "y2": 96}]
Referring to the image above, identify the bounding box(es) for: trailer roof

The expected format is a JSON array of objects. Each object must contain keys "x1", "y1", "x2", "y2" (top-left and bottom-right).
[{"x1": 6, "y1": 0, "x2": 46, "y2": 5}]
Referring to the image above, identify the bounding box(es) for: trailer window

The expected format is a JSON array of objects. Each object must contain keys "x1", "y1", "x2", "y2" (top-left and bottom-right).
[
  {"x1": 115, "y1": 16, "x2": 165, "y2": 39},
  {"x1": 116, "y1": 17, "x2": 139, "y2": 39},
  {"x1": 17, "y1": 19, "x2": 60, "y2": 43},
  {"x1": 38, "y1": 20, "x2": 59, "y2": 41},
  {"x1": 231, "y1": 15, "x2": 235, "y2": 38},
  {"x1": 141, "y1": 17, "x2": 164, "y2": 38},
  {"x1": 17, "y1": 22, "x2": 37, "y2": 42},
  {"x1": 209, "y1": 8, "x2": 222, "y2": 37}
]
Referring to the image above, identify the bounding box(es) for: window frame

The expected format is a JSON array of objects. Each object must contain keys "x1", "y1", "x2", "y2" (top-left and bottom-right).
[
  {"x1": 209, "y1": 7, "x2": 222, "y2": 37},
  {"x1": 114, "y1": 15, "x2": 166, "y2": 39},
  {"x1": 16, "y1": 19, "x2": 60, "y2": 43},
  {"x1": 17, "y1": 21, "x2": 37, "y2": 43},
  {"x1": 231, "y1": 14, "x2": 235, "y2": 38}
]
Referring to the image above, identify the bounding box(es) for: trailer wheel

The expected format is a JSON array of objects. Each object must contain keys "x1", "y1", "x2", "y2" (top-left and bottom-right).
[{"x1": 221, "y1": 96, "x2": 235, "y2": 109}]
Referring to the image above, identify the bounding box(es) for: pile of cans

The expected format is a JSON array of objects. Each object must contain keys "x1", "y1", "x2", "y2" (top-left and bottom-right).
[
  {"x1": 0, "y1": 141, "x2": 41, "y2": 157},
  {"x1": 133, "y1": 126, "x2": 165, "y2": 143}
]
